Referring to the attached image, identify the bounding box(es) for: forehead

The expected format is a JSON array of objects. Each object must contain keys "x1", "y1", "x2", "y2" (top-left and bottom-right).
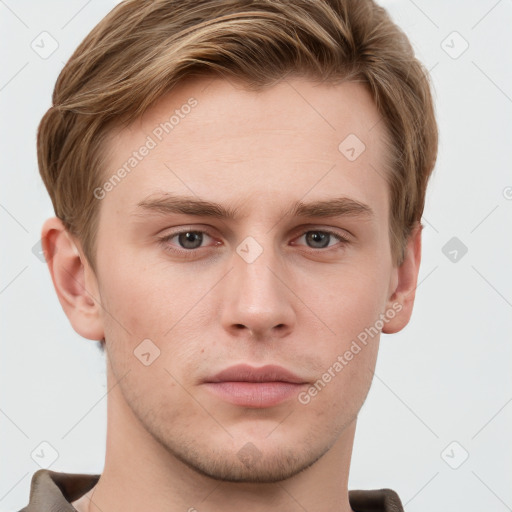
[{"x1": 100, "y1": 76, "x2": 391, "y2": 224}]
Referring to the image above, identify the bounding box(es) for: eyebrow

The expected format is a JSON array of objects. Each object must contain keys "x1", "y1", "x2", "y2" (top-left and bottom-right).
[{"x1": 133, "y1": 193, "x2": 374, "y2": 221}]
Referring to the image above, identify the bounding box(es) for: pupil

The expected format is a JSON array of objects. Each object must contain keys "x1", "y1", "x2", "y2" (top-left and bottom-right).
[
  {"x1": 307, "y1": 231, "x2": 329, "y2": 248},
  {"x1": 179, "y1": 231, "x2": 202, "y2": 249}
]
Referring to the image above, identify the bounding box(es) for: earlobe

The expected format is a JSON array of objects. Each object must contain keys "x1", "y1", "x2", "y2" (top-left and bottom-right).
[
  {"x1": 41, "y1": 217, "x2": 105, "y2": 341},
  {"x1": 381, "y1": 222, "x2": 423, "y2": 335}
]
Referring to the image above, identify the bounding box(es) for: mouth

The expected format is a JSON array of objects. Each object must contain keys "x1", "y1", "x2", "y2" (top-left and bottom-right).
[{"x1": 203, "y1": 364, "x2": 308, "y2": 408}]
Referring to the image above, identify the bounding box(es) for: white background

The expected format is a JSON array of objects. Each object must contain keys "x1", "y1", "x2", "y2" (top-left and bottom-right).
[{"x1": 1, "y1": 1, "x2": 511, "y2": 510}]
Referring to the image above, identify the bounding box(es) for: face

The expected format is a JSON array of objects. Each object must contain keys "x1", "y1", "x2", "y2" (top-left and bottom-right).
[{"x1": 79, "y1": 76, "x2": 402, "y2": 482}]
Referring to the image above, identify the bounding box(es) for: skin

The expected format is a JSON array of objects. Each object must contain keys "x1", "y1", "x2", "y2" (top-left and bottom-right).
[{"x1": 42, "y1": 76, "x2": 422, "y2": 512}]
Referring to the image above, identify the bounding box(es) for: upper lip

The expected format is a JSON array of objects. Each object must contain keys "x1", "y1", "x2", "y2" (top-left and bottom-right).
[{"x1": 204, "y1": 364, "x2": 307, "y2": 384}]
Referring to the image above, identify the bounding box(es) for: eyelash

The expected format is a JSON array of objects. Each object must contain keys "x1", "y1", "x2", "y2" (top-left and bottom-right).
[{"x1": 157, "y1": 227, "x2": 350, "y2": 258}]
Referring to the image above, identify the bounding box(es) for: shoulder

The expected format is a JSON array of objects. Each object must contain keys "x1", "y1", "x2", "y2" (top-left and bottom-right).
[
  {"x1": 16, "y1": 469, "x2": 100, "y2": 512},
  {"x1": 349, "y1": 487, "x2": 404, "y2": 512}
]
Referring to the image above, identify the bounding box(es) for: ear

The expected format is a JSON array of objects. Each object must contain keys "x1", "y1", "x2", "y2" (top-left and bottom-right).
[
  {"x1": 381, "y1": 222, "x2": 422, "y2": 334},
  {"x1": 41, "y1": 217, "x2": 104, "y2": 341}
]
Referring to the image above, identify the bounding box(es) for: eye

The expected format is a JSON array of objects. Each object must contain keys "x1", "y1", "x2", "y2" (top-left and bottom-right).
[
  {"x1": 157, "y1": 226, "x2": 350, "y2": 259},
  {"x1": 157, "y1": 228, "x2": 218, "y2": 257},
  {"x1": 292, "y1": 229, "x2": 350, "y2": 250}
]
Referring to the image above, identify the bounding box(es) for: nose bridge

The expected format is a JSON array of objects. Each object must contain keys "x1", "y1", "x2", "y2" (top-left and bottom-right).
[
  {"x1": 221, "y1": 232, "x2": 295, "y2": 337},
  {"x1": 235, "y1": 233, "x2": 284, "y2": 306}
]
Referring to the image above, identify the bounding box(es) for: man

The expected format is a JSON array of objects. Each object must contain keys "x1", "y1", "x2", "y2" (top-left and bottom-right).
[{"x1": 20, "y1": 0, "x2": 438, "y2": 511}]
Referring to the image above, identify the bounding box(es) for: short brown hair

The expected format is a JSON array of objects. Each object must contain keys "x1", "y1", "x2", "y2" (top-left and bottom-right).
[{"x1": 37, "y1": 0, "x2": 438, "y2": 270}]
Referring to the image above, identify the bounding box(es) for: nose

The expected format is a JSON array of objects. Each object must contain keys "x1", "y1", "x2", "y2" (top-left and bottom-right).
[{"x1": 220, "y1": 240, "x2": 296, "y2": 341}]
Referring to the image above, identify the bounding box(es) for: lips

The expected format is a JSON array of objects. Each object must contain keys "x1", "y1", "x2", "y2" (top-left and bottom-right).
[
  {"x1": 202, "y1": 364, "x2": 308, "y2": 408},
  {"x1": 204, "y1": 364, "x2": 307, "y2": 384}
]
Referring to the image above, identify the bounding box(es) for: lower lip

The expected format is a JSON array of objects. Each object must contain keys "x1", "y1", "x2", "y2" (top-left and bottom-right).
[{"x1": 203, "y1": 381, "x2": 305, "y2": 408}]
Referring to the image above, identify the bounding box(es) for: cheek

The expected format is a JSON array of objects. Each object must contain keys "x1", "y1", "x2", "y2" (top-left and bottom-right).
[
  {"x1": 301, "y1": 263, "x2": 387, "y2": 402},
  {"x1": 98, "y1": 254, "x2": 178, "y2": 337},
  {"x1": 316, "y1": 263, "x2": 389, "y2": 341},
  {"x1": 300, "y1": 326, "x2": 379, "y2": 427},
  {"x1": 97, "y1": 256, "x2": 207, "y2": 376}
]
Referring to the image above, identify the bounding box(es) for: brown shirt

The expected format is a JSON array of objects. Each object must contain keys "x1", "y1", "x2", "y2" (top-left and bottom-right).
[{"x1": 17, "y1": 469, "x2": 405, "y2": 512}]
